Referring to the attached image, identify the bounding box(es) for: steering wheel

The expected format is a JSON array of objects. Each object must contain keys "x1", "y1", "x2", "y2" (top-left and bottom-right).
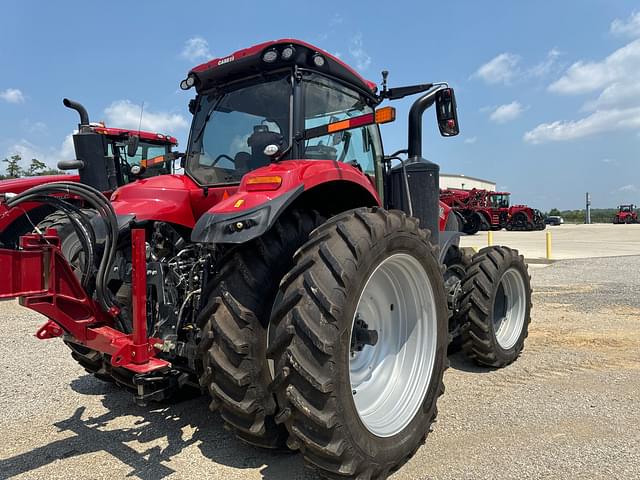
[{"x1": 211, "y1": 154, "x2": 235, "y2": 167}]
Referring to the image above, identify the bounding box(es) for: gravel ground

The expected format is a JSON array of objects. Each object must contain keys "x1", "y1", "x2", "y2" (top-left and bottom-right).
[{"x1": 1, "y1": 256, "x2": 639, "y2": 479}]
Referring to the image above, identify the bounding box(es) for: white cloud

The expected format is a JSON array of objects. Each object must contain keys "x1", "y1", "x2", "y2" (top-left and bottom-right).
[
  {"x1": 349, "y1": 33, "x2": 371, "y2": 71},
  {"x1": 181, "y1": 37, "x2": 211, "y2": 62},
  {"x1": 583, "y1": 80, "x2": 640, "y2": 111},
  {"x1": 489, "y1": 101, "x2": 525, "y2": 123},
  {"x1": 0, "y1": 88, "x2": 25, "y2": 104},
  {"x1": 104, "y1": 100, "x2": 188, "y2": 133},
  {"x1": 523, "y1": 107, "x2": 640, "y2": 144},
  {"x1": 527, "y1": 37, "x2": 640, "y2": 143},
  {"x1": 548, "y1": 39, "x2": 640, "y2": 95},
  {"x1": 618, "y1": 184, "x2": 638, "y2": 192},
  {"x1": 602, "y1": 158, "x2": 617, "y2": 164},
  {"x1": 464, "y1": 136, "x2": 478, "y2": 144},
  {"x1": 529, "y1": 48, "x2": 563, "y2": 77},
  {"x1": 610, "y1": 11, "x2": 640, "y2": 38},
  {"x1": 2, "y1": 134, "x2": 75, "y2": 171},
  {"x1": 473, "y1": 53, "x2": 521, "y2": 85}
]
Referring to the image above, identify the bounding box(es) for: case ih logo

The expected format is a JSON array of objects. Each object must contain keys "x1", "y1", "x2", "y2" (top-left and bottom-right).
[{"x1": 217, "y1": 55, "x2": 235, "y2": 66}]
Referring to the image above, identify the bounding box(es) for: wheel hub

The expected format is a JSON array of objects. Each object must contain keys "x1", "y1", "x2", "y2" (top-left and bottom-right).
[
  {"x1": 350, "y1": 315, "x2": 379, "y2": 353},
  {"x1": 349, "y1": 253, "x2": 437, "y2": 438},
  {"x1": 492, "y1": 267, "x2": 527, "y2": 350}
]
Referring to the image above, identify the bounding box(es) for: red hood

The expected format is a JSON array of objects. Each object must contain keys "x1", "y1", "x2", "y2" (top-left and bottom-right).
[{"x1": 0, "y1": 175, "x2": 80, "y2": 194}]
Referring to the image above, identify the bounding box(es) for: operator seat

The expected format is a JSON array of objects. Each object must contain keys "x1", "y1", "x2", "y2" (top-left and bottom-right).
[{"x1": 246, "y1": 125, "x2": 283, "y2": 170}]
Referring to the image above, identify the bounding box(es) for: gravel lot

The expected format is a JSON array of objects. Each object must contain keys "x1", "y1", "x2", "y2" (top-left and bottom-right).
[{"x1": 1, "y1": 255, "x2": 639, "y2": 480}]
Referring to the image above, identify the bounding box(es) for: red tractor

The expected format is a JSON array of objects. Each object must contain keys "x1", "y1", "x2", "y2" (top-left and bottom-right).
[
  {"x1": 440, "y1": 188, "x2": 509, "y2": 233},
  {"x1": 0, "y1": 98, "x2": 178, "y2": 248},
  {"x1": 441, "y1": 188, "x2": 545, "y2": 234},
  {"x1": 0, "y1": 39, "x2": 531, "y2": 479},
  {"x1": 506, "y1": 204, "x2": 546, "y2": 231},
  {"x1": 613, "y1": 204, "x2": 638, "y2": 224}
]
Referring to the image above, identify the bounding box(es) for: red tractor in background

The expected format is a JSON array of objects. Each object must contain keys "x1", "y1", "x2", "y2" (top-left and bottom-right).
[
  {"x1": 440, "y1": 187, "x2": 545, "y2": 234},
  {"x1": 0, "y1": 98, "x2": 177, "y2": 248},
  {"x1": 0, "y1": 39, "x2": 532, "y2": 479},
  {"x1": 613, "y1": 204, "x2": 638, "y2": 224},
  {"x1": 507, "y1": 203, "x2": 546, "y2": 231}
]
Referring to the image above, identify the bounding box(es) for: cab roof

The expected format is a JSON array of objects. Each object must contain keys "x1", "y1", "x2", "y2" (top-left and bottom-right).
[
  {"x1": 92, "y1": 126, "x2": 178, "y2": 145},
  {"x1": 189, "y1": 38, "x2": 378, "y2": 98}
]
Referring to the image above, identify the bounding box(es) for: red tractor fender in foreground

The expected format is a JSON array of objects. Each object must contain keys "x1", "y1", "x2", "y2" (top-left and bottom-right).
[{"x1": 110, "y1": 160, "x2": 381, "y2": 239}]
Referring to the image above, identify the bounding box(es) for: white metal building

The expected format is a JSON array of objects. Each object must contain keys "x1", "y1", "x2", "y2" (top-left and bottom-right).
[{"x1": 440, "y1": 173, "x2": 496, "y2": 191}]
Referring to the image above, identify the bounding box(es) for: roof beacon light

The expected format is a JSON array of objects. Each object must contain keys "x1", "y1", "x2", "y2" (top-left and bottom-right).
[
  {"x1": 262, "y1": 49, "x2": 278, "y2": 63},
  {"x1": 281, "y1": 45, "x2": 296, "y2": 60},
  {"x1": 312, "y1": 54, "x2": 325, "y2": 67}
]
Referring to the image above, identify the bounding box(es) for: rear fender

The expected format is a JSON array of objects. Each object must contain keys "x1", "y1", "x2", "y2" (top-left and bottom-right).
[
  {"x1": 110, "y1": 175, "x2": 199, "y2": 228},
  {"x1": 191, "y1": 160, "x2": 380, "y2": 244}
]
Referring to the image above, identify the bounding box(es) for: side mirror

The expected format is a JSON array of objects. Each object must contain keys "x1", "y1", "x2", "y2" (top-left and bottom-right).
[
  {"x1": 435, "y1": 88, "x2": 460, "y2": 137},
  {"x1": 127, "y1": 135, "x2": 140, "y2": 157}
]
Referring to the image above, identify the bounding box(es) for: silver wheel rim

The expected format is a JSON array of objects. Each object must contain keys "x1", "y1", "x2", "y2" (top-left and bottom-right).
[
  {"x1": 349, "y1": 253, "x2": 437, "y2": 438},
  {"x1": 492, "y1": 267, "x2": 526, "y2": 350}
]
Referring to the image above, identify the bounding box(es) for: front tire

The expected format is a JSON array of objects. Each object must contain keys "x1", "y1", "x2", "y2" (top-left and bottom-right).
[
  {"x1": 460, "y1": 246, "x2": 531, "y2": 367},
  {"x1": 269, "y1": 208, "x2": 448, "y2": 479}
]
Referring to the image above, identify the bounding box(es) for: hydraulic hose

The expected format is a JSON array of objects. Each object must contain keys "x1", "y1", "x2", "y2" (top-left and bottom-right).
[
  {"x1": 26, "y1": 196, "x2": 96, "y2": 288},
  {"x1": 6, "y1": 182, "x2": 118, "y2": 313}
]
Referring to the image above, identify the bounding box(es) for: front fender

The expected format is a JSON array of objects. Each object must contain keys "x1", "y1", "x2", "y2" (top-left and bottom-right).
[{"x1": 191, "y1": 160, "x2": 379, "y2": 244}]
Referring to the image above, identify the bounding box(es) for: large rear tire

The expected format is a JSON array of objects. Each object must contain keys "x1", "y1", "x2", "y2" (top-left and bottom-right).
[
  {"x1": 460, "y1": 246, "x2": 531, "y2": 367},
  {"x1": 269, "y1": 208, "x2": 448, "y2": 479},
  {"x1": 197, "y1": 209, "x2": 322, "y2": 449}
]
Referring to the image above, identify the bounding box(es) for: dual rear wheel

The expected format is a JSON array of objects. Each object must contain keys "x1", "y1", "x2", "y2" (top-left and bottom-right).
[{"x1": 200, "y1": 207, "x2": 531, "y2": 479}]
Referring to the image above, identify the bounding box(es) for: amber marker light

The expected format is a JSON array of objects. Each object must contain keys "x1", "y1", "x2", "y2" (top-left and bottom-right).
[{"x1": 246, "y1": 175, "x2": 283, "y2": 191}]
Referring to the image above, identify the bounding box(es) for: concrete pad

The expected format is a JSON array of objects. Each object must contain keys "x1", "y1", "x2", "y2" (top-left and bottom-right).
[{"x1": 459, "y1": 223, "x2": 640, "y2": 260}]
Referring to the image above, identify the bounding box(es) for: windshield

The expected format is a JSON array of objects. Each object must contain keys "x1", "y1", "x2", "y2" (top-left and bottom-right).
[
  {"x1": 621, "y1": 205, "x2": 632, "y2": 212},
  {"x1": 490, "y1": 194, "x2": 510, "y2": 208},
  {"x1": 186, "y1": 73, "x2": 292, "y2": 185},
  {"x1": 109, "y1": 141, "x2": 172, "y2": 183}
]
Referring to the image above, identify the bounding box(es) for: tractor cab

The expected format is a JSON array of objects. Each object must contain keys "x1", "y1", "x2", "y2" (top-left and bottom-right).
[
  {"x1": 489, "y1": 192, "x2": 511, "y2": 209},
  {"x1": 60, "y1": 98, "x2": 178, "y2": 192},
  {"x1": 179, "y1": 39, "x2": 459, "y2": 240},
  {"x1": 182, "y1": 40, "x2": 385, "y2": 187},
  {"x1": 96, "y1": 126, "x2": 178, "y2": 184},
  {"x1": 619, "y1": 204, "x2": 635, "y2": 213}
]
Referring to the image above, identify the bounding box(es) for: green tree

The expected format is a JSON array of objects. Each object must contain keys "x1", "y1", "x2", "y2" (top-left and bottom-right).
[
  {"x1": 548, "y1": 208, "x2": 561, "y2": 216},
  {"x1": 28, "y1": 158, "x2": 47, "y2": 176},
  {"x1": 2, "y1": 154, "x2": 22, "y2": 178}
]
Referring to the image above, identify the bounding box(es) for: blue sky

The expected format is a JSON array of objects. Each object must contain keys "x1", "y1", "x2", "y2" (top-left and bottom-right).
[{"x1": 1, "y1": 0, "x2": 639, "y2": 210}]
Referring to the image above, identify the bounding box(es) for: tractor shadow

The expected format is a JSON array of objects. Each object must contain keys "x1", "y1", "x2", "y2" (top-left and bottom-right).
[
  {"x1": 447, "y1": 351, "x2": 494, "y2": 373},
  {"x1": 0, "y1": 374, "x2": 314, "y2": 480}
]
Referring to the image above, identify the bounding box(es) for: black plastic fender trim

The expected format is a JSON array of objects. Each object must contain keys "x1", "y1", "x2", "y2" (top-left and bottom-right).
[{"x1": 190, "y1": 185, "x2": 304, "y2": 244}]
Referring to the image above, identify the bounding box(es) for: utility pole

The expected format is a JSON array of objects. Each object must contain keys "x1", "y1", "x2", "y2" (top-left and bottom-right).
[{"x1": 585, "y1": 192, "x2": 591, "y2": 224}]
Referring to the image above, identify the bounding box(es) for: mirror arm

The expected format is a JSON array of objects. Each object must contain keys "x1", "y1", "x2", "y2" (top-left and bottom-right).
[{"x1": 407, "y1": 86, "x2": 445, "y2": 159}]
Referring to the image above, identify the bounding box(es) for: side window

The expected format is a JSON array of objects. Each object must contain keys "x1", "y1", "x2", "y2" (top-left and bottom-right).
[{"x1": 303, "y1": 74, "x2": 376, "y2": 174}]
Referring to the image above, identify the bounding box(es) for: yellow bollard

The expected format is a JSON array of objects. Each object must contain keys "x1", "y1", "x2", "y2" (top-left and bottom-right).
[
  {"x1": 487, "y1": 230, "x2": 493, "y2": 246},
  {"x1": 546, "y1": 230, "x2": 552, "y2": 260}
]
